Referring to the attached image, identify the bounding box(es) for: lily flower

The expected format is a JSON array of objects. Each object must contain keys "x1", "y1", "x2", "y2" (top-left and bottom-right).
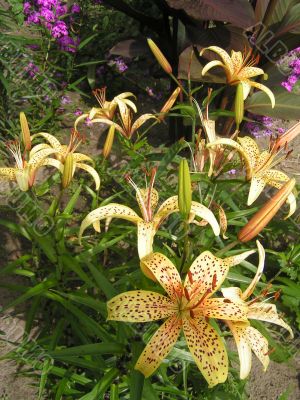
[
  {"x1": 207, "y1": 136, "x2": 297, "y2": 218},
  {"x1": 30, "y1": 129, "x2": 100, "y2": 190},
  {"x1": 0, "y1": 140, "x2": 58, "y2": 191},
  {"x1": 222, "y1": 241, "x2": 293, "y2": 379},
  {"x1": 79, "y1": 168, "x2": 220, "y2": 277},
  {"x1": 108, "y1": 249, "x2": 255, "y2": 386},
  {"x1": 74, "y1": 87, "x2": 137, "y2": 128},
  {"x1": 200, "y1": 46, "x2": 275, "y2": 108}
]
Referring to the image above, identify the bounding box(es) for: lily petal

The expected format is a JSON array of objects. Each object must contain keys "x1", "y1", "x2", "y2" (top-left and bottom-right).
[
  {"x1": 183, "y1": 317, "x2": 228, "y2": 387},
  {"x1": 247, "y1": 80, "x2": 275, "y2": 108},
  {"x1": 184, "y1": 251, "x2": 230, "y2": 297},
  {"x1": 201, "y1": 60, "x2": 225, "y2": 76},
  {"x1": 224, "y1": 248, "x2": 256, "y2": 267},
  {"x1": 241, "y1": 81, "x2": 251, "y2": 100},
  {"x1": 200, "y1": 46, "x2": 234, "y2": 76},
  {"x1": 131, "y1": 114, "x2": 157, "y2": 136},
  {"x1": 238, "y1": 137, "x2": 260, "y2": 167},
  {"x1": 30, "y1": 143, "x2": 51, "y2": 157},
  {"x1": 137, "y1": 221, "x2": 156, "y2": 268},
  {"x1": 242, "y1": 240, "x2": 265, "y2": 300},
  {"x1": 31, "y1": 132, "x2": 61, "y2": 149},
  {"x1": 154, "y1": 196, "x2": 220, "y2": 236},
  {"x1": 135, "y1": 315, "x2": 181, "y2": 377},
  {"x1": 79, "y1": 204, "x2": 142, "y2": 241},
  {"x1": 221, "y1": 287, "x2": 244, "y2": 304},
  {"x1": 73, "y1": 153, "x2": 94, "y2": 164},
  {"x1": 0, "y1": 168, "x2": 16, "y2": 181},
  {"x1": 245, "y1": 326, "x2": 269, "y2": 372},
  {"x1": 122, "y1": 98, "x2": 137, "y2": 113},
  {"x1": 226, "y1": 321, "x2": 252, "y2": 379},
  {"x1": 248, "y1": 176, "x2": 266, "y2": 205},
  {"x1": 76, "y1": 162, "x2": 100, "y2": 190},
  {"x1": 28, "y1": 148, "x2": 59, "y2": 168},
  {"x1": 107, "y1": 290, "x2": 176, "y2": 322},
  {"x1": 140, "y1": 252, "x2": 182, "y2": 300},
  {"x1": 41, "y1": 158, "x2": 64, "y2": 172},
  {"x1": 207, "y1": 138, "x2": 253, "y2": 179},
  {"x1": 248, "y1": 303, "x2": 294, "y2": 338},
  {"x1": 239, "y1": 66, "x2": 264, "y2": 79},
  {"x1": 201, "y1": 298, "x2": 248, "y2": 321}
]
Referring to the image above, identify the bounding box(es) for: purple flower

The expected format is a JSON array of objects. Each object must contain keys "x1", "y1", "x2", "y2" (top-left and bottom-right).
[
  {"x1": 288, "y1": 74, "x2": 298, "y2": 86},
  {"x1": 24, "y1": 62, "x2": 39, "y2": 78},
  {"x1": 228, "y1": 169, "x2": 237, "y2": 175},
  {"x1": 51, "y1": 20, "x2": 68, "y2": 38},
  {"x1": 26, "y1": 11, "x2": 41, "y2": 24},
  {"x1": 23, "y1": 1, "x2": 32, "y2": 15},
  {"x1": 61, "y1": 95, "x2": 71, "y2": 105},
  {"x1": 277, "y1": 127, "x2": 285, "y2": 135},
  {"x1": 57, "y1": 35, "x2": 79, "y2": 52},
  {"x1": 74, "y1": 108, "x2": 83, "y2": 116},
  {"x1": 84, "y1": 117, "x2": 93, "y2": 127},
  {"x1": 281, "y1": 80, "x2": 293, "y2": 92},
  {"x1": 113, "y1": 57, "x2": 128, "y2": 73},
  {"x1": 55, "y1": 4, "x2": 67, "y2": 17},
  {"x1": 71, "y1": 3, "x2": 81, "y2": 13},
  {"x1": 40, "y1": 7, "x2": 55, "y2": 22}
]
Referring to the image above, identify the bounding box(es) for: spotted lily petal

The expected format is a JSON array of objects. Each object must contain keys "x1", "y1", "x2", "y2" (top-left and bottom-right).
[
  {"x1": 241, "y1": 81, "x2": 251, "y2": 100},
  {"x1": 245, "y1": 326, "x2": 270, "y2": 371},
  {"x1": 131, "y1": 114, "x2": 157, "y2": 136},
  {"x1": 200, "y1": 46, "x2": 234, "y2": 76},
  {"x1": 73, "y1": 153, "x2": 94, "y2": 164},
  {"x1": 76, "y1": 162, "x2": 100, "y2": 190},
  {"x1": 135, "y1": 315, "x2": 181, "y2": 377},
  {"x1": 140, "y1": 252, "x2": 182, "y2": 300},
  {"x1": 79, "y1": 204, "x2": 142, "y2": 241},
  {"x1": 0, "y1": 168, "x2": 16, "y2": 181},
  {"x1": 201, "y1": 60, "x2": 225, "y2": 76},
  {"x1": 239, "y1": 66, "x2": 264, "y2": 79},
  {"x1": 137, "y1": 221, "x2": 156, "y2": 268},
  {"x1": 242, "y1": 241, "x2": 265, "y2": 300},
  {"x1": 226, "y1": 321, "x2": 253, "y2": 379},
  {"x1": 247, "y1": 79, "x2": 275, "y2": 108},
  {"x1": 107, "y1": 290, "x2": 176, "y2": 322},
  {"x1": 28, "y1": 148, "x2": 59, "y2": 168},
  {"x1": 248, "y1": 303, "x2": 294, "y2": 338},
  {"x1": 41, "y1": 158, "x2": 64, "y2": 172},
  {"x1": 207, "y1": 138, "x2": 253, "y2": 179},
  {"x1": 224, "y1": 248, "x2": 256, "y2": 267},
  {"x1": 183, "y1": 317, "x2": 228, "y2": 387},
  {"x1": 31, "y1": 132, "x2": 61, "y2": 149},
  {"x1": 248, "y1": 176, "x2": 266, "y2": 205},
  {"x1": 30, "y1": 143, "x2": 52, "y2": 157},
  {"x1": 201, "y1": 298, "x2": 248, "y2": 321},
  {"x1": 154, "y1": 196, "x2": 220, "y2": 236},
  {"x1": 221, "y1": 287, "x2": 244, "y2": 303},
  {"x1": 238, "y1": 137, "x2": 260, "y2": 167}
]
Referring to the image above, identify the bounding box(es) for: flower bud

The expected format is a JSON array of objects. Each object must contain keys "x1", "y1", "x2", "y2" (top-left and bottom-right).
[
  {"x1": 103, "y1": 125, "x2": 115, "y2": 159},
  {"x1": 20, "y1": 112, "x2": 31, "y2": 151},
  {"x1": 159, "y1": 87, "x2": 181, "y2": 121},
  {"x1": 238, "y1": 179, "x2": 295, "y2": 242},
  {"x1": 62, "y1": 153, "x2": 75, "y2": 189},
  {"x1": 178, "y1": 158, "x2": 192, "y2": 218},
  {"x1": 234, "y1": 83, "x2": 244, "y2": 128},
  {"x1": 147, "y1": 38, "x2": 172, "y2": 74}
]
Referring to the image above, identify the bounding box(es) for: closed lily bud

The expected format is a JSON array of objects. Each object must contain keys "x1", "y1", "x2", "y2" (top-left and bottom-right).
[
  {"x1": 147, "y1": 38, "x2": 172, "y2": 74},
  {"x1": 238, "y1": 179, "x2": 296, "y2": 242},
  {"x1": 20, "y1": 112, "x2": 31, "y2": 151},
  {"x1": 62, "y1": 153, "x2": 75, "y2": 189},
  {"x1": 178, "y1": 158, "x2": 192, "y2": 218},
  {"x1": 159, "y1": 87, "x2": 181, "y2": 121},
  {"x1": 234, "y1": 83, "x2": 244, "y2": 128},
  {"x1": 103, "y1": 125, "x2": 115, "y2": 159}
]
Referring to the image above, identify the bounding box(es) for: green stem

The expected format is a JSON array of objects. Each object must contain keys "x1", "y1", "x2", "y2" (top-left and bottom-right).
[
  {"x1": 215, "y1": 240, "x2": 239, "y2": 257},
  {"x1": 180, "y1": 220, "x2": 190, "y2": 273}
]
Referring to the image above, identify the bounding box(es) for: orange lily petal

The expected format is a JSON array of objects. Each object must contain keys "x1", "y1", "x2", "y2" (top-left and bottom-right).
[
  {"x1": 107, "y1": 290, "x2": 176, "y2": 322},
  {"x1": 183, "y1": 317, "x2": 228, "y2": 387},
  {"x1": 135, "y1": 315, "x2": 181, "y2": 377},
  {"x1": 140, "y1": 252, "x2": 182, "y2": 300}
]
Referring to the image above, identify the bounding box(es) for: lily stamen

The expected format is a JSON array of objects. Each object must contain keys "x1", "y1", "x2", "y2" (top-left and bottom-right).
[
  {"x1": 125, "y1": 173, "x2": 149, "y2": 222},
  {"x1": 93, "y1": 87, "x2": 106, "y2": 108},
  {"x1": 6, "y1": 140, "x2": 24, "y2": 169},
  {"x1": 146, "y1": 167, "x2": 157, "y2": 222}
]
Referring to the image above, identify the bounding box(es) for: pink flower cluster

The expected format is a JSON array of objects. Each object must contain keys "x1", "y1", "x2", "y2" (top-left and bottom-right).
[
  {"x1": 280, "y1": 48, "x2": 300, "y2": 92},
  {"x1": 23, "y1": 1, "x2": 81, "y2": 52}
]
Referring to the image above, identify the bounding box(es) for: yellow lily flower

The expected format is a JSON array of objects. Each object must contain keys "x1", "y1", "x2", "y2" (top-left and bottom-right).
[
  {"x1": 207, "y1": 136, "x2": 297, "y2": 218},
  {"x1": 222, "y1": 241, "x2": 293, "y2": 379},
  {"x1": 200, "y1": 46, "x2": 275, "y2": 108},
  {"x1": 108, "y1": 249, "x2": 255, "y2": 386},
  {"x1": 79, "y1": 169, "x2": 220, "y2": 277},
  {"x1": 30, "y1": 129, "x2": 100, "y2": 190},
  {"x1": 0, "y1": 140, "x2": 58, "y2": 191},
  {"x1": 74, "y1": 87, "x2": 137, "y2": 128}
]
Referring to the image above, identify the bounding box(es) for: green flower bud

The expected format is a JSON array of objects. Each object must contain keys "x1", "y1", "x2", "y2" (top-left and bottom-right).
[
  {"x1": 62, "y1": 153, "x2": 74, "y2": 189},
  {"x1": 234, "y1": 83, "x2": 244, "y2": 129},
  {"x1": 178, "y1": 158, "x2": 192, "y2": 218}
]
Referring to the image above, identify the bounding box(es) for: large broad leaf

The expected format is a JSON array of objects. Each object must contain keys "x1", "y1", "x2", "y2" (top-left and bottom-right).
[
  {"x1": 245, "y1": 88, "x2": 300, "y2": 119},
  {"x1": 263, "y1": 0, "x2": 299, "y2": 27},
  {"x1": 276, "y1": 3, "x2": 300, "y2": 35},
  {"x1": 166, "y1": 0, "x2": 255, "y2": 29},
  {"x1": 109, "y1": 38, "x2": 150, "y2": 59}
]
